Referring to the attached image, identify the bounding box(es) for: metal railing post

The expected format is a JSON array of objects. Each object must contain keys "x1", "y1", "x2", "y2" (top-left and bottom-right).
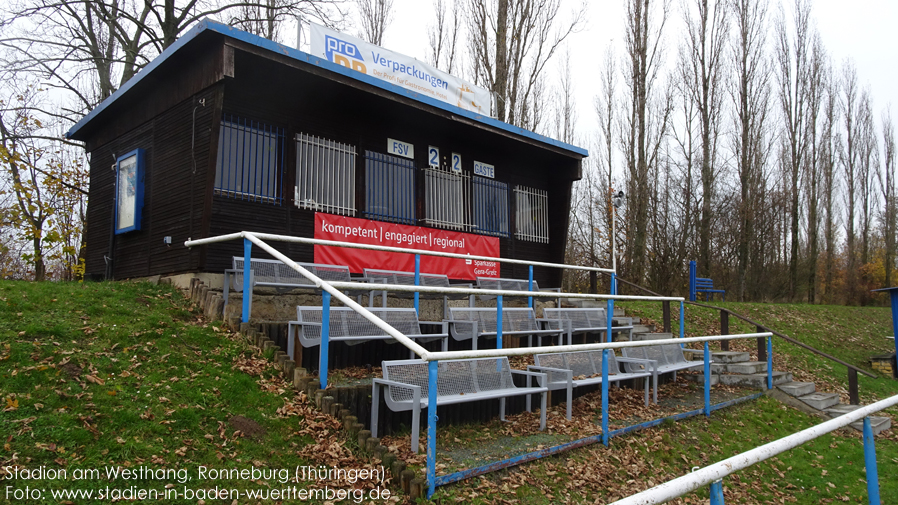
[
  {"x1": 611, "y1": 272, "x2": 617, "y2": 295},
  {"x1": 528, "y1": 265, "x2": 534, "y2": 309},
  {"x1": 679, "y1": 301, "x2": 685, "y2": 339},
  {"x1": 663, "y1": 301, "x2": 671, "y2": 333},
  {"x1": 497, "y1": 295, "x2": 504, "y2": 349},
  {"x1": 863, "y1": 417, "x2": 881, "y2": 505},
  {"x1": 849, "y1": 369, "x2": 859, "y2": 405},
  {"x1": 709, "y1": 480, "x2": 724, "y2": 505},
  {"x1": 319, "y1": 291, "x2": 331, "y2": 390},
  {"x1": 427, "y1": 360, "x2": 438, "y2": 499},
  {"x1": 704, "y1": 341, "x2": 711, "y2": 417},
  {"x1": 242, "y1": 238, "x2": 252, "y2": 323},
  {"x1": 602, "y1": 349, "x2": 609, "y2": 446},
  {"x1": 414, "y1": 254, "x2": 421, "y2": 315},
  {"x1": 607, "y1": 298, "x2": 614, "y2": 343},
  {"x1": 767, "y1": 336, "x2": 773, "y2": 390}
]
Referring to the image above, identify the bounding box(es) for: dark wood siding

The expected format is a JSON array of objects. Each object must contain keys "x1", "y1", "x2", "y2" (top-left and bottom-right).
[{"x1": 84, "y1": 86, "x2": 221, "y2": 280}]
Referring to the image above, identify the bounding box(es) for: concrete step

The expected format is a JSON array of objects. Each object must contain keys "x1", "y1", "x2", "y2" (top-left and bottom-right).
[
  {"x1": 632, "y1": 332, "x2": 673, "y2": 341},
  {"x1": 613, "y1": 307, "x2": 626, "y2": 317},
  {"x1": 631, "y1": 324, "x2": 654, "y2": 335},
  {"x1": 778, "y1": 381, "x2": 816, "y2": 397},
  {"x1": 712, "y1": 351, "x2": 751, "y2": 363},
  {"x1": 824, "y1": 405, "x2": 892, "y2": 435},
  {"x1": 718, "y1": 371, "x2": 792, "y2": 388},
  {"x1": 727, "y1": 361, "x2": 768, "y2": 374},
  {"x1": 799, "y1": 392, "x2": 840, "y2": 410}
]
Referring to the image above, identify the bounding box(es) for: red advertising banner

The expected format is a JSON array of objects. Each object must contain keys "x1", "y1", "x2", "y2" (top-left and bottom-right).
[{"x1": 313, "y1": 213, "x2": 500, "y2": 280}]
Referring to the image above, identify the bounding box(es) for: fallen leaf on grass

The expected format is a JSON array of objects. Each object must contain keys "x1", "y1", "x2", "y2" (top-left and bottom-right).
[{"x1": 84, "y1": 375, "x2": 104, "y2": 385}]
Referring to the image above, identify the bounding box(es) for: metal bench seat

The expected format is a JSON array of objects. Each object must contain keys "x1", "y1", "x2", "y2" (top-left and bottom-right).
[
  {"x1": 287, "y1": 306, "x2": 449, "y2": 360},
  {"x1": 621, "y1": 341, "x2": 704, "y2": 379},
  {"x1": 363, "y1": 268, "x2": 474, "y2": 316},
  {"x1": 445, "y1": 307, "x2": 566, "y2": 350},
  {"x1": 542, "y1": 307, "x2": 634, "y2": 344},
  {"x1": 475, "y1": 276, "x2": 562, "y2": 305},
  {"x1": 223, "y1": 257, "x2": 372, "y2": 317},
  {"x1": 371, "y1": 357, "x2": 548, "y2": 452},
  {"x1": 529, "y1": 350, "x2": 657, "y2": 419}
]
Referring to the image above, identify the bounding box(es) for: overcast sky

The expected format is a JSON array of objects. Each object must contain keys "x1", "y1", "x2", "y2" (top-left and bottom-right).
[{"x1": 361, "y1": 0, "x2": 897, "y2": 148}]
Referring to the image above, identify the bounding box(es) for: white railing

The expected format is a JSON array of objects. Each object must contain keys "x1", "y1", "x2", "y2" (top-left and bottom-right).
[{"x1": 609, "y1": 393, "x2": 898, "y2": 505}]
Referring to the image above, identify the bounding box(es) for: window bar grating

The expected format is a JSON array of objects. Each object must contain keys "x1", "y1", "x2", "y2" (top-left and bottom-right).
[
  {"x1": 472, "y1": 176, "x2": 509, "y2": 238},
  {"x1": 424, "y1": 167, "x2": 472, "y2": 231},
  {"x1": 295, "y1": 132, "x2": 357, "y2": 215},
  {"x1": 214, "y1": 113, "x2": 284, "y2": 205},
  {"x1": 514, "y1": 185, "x2": 549, "y2": 243},
  {"x1": 365, "y1": 151, "x2": 416, "y2": 225}
]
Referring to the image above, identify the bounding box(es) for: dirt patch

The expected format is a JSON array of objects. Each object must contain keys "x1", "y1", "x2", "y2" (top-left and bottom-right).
[
  {"x1": 229, "y1": 415, "x2": 266, "y2": 440},
  {"x1": 59, "y1": 362, "x2": 82, "y2": 378}
]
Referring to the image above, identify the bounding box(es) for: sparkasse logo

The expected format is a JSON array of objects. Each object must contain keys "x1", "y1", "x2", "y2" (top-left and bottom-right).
[{"x1": 325, "y1": 35, "x2": 367, "y2": 73}]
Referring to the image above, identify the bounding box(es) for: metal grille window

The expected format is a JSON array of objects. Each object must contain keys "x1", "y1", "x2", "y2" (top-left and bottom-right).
[
  {"x1": 473, "y1": 176, "x2": 509, "y2": 237},
  {"x1": 424, "y1": 167, "x2": 472, "y2": 231},
  {"x1": 365, "y1": 151, "x2": 416, "y2": 225},
  {"x1": 215, "y1": 114, "x2": 284, "y2": 204},
  {"x1": 515, "y1": 185, "x2": 549, "y2": 243},
  {"x1": 295, "y1": 133, "x2": 356, "y2": 215}
]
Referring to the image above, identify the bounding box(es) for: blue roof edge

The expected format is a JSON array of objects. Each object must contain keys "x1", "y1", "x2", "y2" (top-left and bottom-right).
[{"x1": 66, "y1": 19, "x2": 588, "y2": 158}]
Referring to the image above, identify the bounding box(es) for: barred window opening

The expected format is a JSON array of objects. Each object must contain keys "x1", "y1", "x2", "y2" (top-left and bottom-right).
[
  {"x1": 424, "y1": 167, "x2": 472, "y2": 231},
  {"x1": 295, "y1": 133, "x2": 357, "y2": 215},
  {"x1": 473, "y1": 176, "x2": 509, "y2": 237},
  {"x1": 214, "y1": 114, "x2": 284, "y2": 205},
  {"x1": 515, "y1": 185, "x2": 549, "y2": 243},
  {"x1": 365, "y1": 151, "x2": 416, "y2": 225}
]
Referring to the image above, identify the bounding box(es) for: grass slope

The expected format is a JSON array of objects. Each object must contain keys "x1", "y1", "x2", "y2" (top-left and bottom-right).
[{"x1": 1, "y1": 281, "x2": 897, "y2": 504}]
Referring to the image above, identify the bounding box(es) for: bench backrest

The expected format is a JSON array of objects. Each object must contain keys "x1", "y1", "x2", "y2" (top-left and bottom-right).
[
  {"x1": 363, "y1": 269, "x2": 451, "y2": 288},
  {"x1": 694, "y1": 278, "x2": 715, "y2": 289},
  {"x1": 624, "y1": 342, "x2": 688, "y2": 366},
  {"x1": 448, "y1": 307, "x2": 540, "y2": 333},
  {"x1": 535, "y1": 350, "x2": 624, "y2": 377},
  {"x1": 381, "y1": 357, "x2": 514, "y2": 403},
  {"x1": 233, "y1": 257, "x2": 351, "y2": 286},
  {"x1": 542, "y1": 308, "x2": 609, "y2": 330},
  {"x1": 476, "y1": 277, "x2": 541, "y2": 292},
  {"x1": 295, "y1": 306, "x2": 424, "y2": 340}
]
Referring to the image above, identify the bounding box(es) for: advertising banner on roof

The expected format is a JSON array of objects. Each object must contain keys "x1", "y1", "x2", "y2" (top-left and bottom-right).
[
  {"x1": 313, "y1": 213, "x2": 500, "y2": 280},
  {"x1": 309, "y1": 23, "x2": 491, "y2": 116}
]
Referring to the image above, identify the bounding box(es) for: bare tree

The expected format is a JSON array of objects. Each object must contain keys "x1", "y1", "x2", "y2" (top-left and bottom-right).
[
  {"x1": 773, "y1": 0, "x2": 813, "y2": 300},
  {"x1": 428, "y1": 0, "x2": 461, "y2": 73},
  {"x1": 355, "y1": 0, "x2": 393, "y2": 46},
  {"x1": 621, "y1": 0, "x2": 672, "y2": 282},
  {"x1": 466, "y1": 0, "x2": 585, "y2": 127},
  {"x1": 679, "y1": 0, "x2": 727, "y2": 278},
  {"x1": 880, "y1": 107, "x2": 896, "y2": 287},
  {"x1": 840, "y1": 60, "x2": 862, "y2": 303},
  {"x1": 803, "y1": 34, "x2": 825, "y2": 303},
  {"x1": 728, "y1": 0, "x2": 770, "y2": 300},
  {"x1": 553, "y1": 50, "x2": 577, "y2": 144},
  {"x1": 818, "y1": 65, "x2": 839, "y2": 302}
]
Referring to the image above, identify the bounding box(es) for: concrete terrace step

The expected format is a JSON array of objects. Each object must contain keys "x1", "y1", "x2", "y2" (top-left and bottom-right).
[
  {"x1": 712, "y1": 351, "x2": 751, "y2": 364},
  {"x1": 717, "y1": 371, "x2": 792, "y2": 388},
  {"x1": 631, "y1": 324, "x2": 654, "y2": 335},
  {"x1": 824, "y1": 405, "x2": 892, "y2": 435},
  {"x1": 710, "y1": 361, "x2": 767, "y2": 374},
  {"x1": 778, "y1": 381, "x2": 816, "y2": 397},
  {"x1": 799, "y1": 392, "x2": 840, "y2": 410},
  {"x1": 633, "y1": 332, "x2": 673, "y2": 341}
]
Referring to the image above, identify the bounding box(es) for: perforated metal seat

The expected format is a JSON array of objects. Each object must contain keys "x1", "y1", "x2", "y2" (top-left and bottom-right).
[
  {"x1": 621, "y1": 341, "x2": 704, "y2": 380},
  {"x1": 542, "y1": 307, "x2": 634, "y2": 344},
  {"x1": 445, "y1": 307, "x2": 566, "y2": 350},
  {"x1": 530, "y1": 350, "x2": 657, "y2": 419},
  {"x1": 371, "y1": 357, "x2": 548, "y2": 452},
  {"x1": 363, "y1": 268, "x2": 475, "y2": 316}
]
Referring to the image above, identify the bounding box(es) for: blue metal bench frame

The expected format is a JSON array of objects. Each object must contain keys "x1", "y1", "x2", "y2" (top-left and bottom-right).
[{"x1": 689, "y1": 260, "x2": 725, "y2": 302}]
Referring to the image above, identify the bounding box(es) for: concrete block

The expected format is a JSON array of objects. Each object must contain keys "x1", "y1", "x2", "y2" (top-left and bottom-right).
[
  {"x1": 718, "y1": 371, "x2": 791, "y2": 388},
  {"x1": 778, "y1": 381, "x2": 815, "y2": 397},
  {"x1": 631, "y1": 325, "x2": 654, "y2": 335},
  {"x1": 633, "y1": 332, "x2": 673, "y2": 341},
  {"x1": 686, "y1": 373, "x2": 719, "y2": 386},
  {"x1": 823, "y1": 404, "x2": 861, "y2": 419},
  {"x1": 799, "y1": 392, "x2": 841, "y2": 410},
  {"x1": 710, "y1": 363, "x2": 727, "y2": 374},
  {"x1": 727, "y1": 361, "x2": 767, "y2": 374},
  {"x1": 850, "y1": 416, "x2": 891, "y2": 435},
  {"x1": 711, "y1": 351, "x2": 751, "y2": 364}
]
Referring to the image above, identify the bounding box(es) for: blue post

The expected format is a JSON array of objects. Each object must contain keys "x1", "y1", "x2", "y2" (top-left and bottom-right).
[
  {"x1": 528, "y1": 265, "x2": 534, "y2": 308},
  {"x1": 767, "y1": 336, "x2": 773, "y2": 390},
  {"x1": 601, "y1": 349, "x2": 609, "y2": 446},
  {"x1": 679, "y1": 301, "x2": 685, "y2": 339},
  {"x1": 414, "y1": 254, "x2": 421, "y2": 316},
  {"x1": 319, "y1": 291, "x2": 331, "y2": 390},
  {"x1": 710, "y1": 480, "x2": 725, "y2": 505},
  {"x1": 427, "y1": 360, "x2": 438, "y2": 499},
  {"x1": 241, "y1": 238, "x2": 252, "y2": 323},
  {"x1": 863, "y1": 417, "x2": 881, "y2": 505},
  {"x1": 610, "y1": 272, "x2": 617, "y2": 295},
  {"x1": 497, "y1": 295, "x2": 504, "y2": 349},
  {"x1": 704, "y1": 341, "x2": 711, "y2": 417},
  {"x1": 689, "y1": 261, "x2": 697, "y2": 302},
  {"x1": 606, "y1": 298, "x2": 614, "y2": 343},
  {"x1": 891, "y1": 290, "x2": 898, "y2": 358}
]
